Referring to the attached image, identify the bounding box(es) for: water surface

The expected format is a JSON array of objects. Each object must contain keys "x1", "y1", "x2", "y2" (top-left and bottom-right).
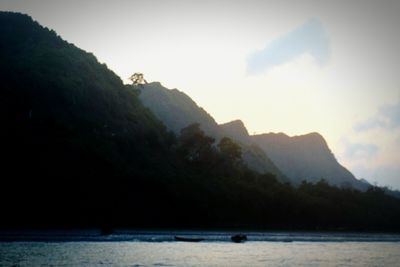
[{"x1": 1, "y1": 231, "x2": 400, "y2": 266}]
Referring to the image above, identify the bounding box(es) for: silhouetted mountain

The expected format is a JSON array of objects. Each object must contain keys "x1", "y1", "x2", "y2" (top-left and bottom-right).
[
  {"x1": 139, "y1": 83, "x2": 285, "y2": 180},
  {"x1": 0, "y1": 12, "x2": 178, "y2": 227},
  {"x1": 252, "y1": 132, "x2": 368, "y2": 190},
  {"x1": 138, "y1": 82, "x2": 222, "y2": 138},
  {"x1": 220, "y1": 120, "x2": 251, "y2": 143},
  {"x1": 359, "y1": 178, "x2": 372, "y2": 187},
  {"x1": 0, "y1": 12, "x2": 290, "y2": 228},
  {"x1": 2, "y1": 12, "x2": 400, "y2": 232},
  {"x1": 219, "y1": 120, "x2": 287, "y2": 181}
]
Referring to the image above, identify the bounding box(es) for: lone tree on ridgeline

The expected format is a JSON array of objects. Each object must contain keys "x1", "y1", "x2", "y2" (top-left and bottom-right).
[{"x1": 129, "y1": 72, "x2": 148, "y2": 87}]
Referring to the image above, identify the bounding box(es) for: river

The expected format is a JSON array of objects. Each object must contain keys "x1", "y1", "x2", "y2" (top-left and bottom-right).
[{"x1": 1, "y1": 231, "x2": 400, "y2": 266}]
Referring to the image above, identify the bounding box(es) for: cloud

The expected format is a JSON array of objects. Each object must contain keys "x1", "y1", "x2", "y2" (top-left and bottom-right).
[
  {"x1": 355, "y1": 99, "x2": 400, "y2": 132},
  {"x1": 343, "y1": 142, "x2": 379, "y2": 160},
  {"x1": 246, "y1": 18, "x2": 330, "y2": 74}
]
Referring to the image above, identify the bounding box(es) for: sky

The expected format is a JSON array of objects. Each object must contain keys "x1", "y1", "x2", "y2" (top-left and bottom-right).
[{"x1": 1, "y1": 0, "x2": 399, "y2": 189}]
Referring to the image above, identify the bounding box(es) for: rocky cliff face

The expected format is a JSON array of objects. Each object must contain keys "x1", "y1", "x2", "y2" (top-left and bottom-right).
[{"x1": 252, "y1": 132, "x2": 368, "y2": 190}]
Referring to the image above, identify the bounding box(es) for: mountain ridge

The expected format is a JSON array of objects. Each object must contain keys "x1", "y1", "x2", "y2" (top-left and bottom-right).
[
  {"x1": 139, "y1": 80, "x2": 367, "y2": 189},
  {"x1": 2, "y1": 11, "x2": 399, "y2": 231},
  {"x1": 138, "y1": 81, "x2": 222, "y2": 138},
  {"x1": 252, "y1": 132, "x2": 368, "y2": 190},
  {"x1": 138, "y1": 82, "x2": 286, "y2": 180},
  {"x1": 219, "y1": 120, "x2": 252, "y2": 144},
  {"x1": 0, "y1": 11, "x2": 179, "y2": 227}
]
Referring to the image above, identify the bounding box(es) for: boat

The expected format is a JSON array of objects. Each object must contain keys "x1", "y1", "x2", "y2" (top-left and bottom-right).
[
  {"x1": 174, "y1": 236, "x2": 205, "y2": 242},
  {"x1": 231, "y1": 234, "x2": 247, "y2": 243}
]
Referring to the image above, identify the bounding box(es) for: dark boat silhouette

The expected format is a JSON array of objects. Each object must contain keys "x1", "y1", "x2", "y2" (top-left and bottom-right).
[
  {"x1": 231, "y1": 234, "x2": 247, "y2": 243},
  {"x1": 174, "y1": 236, "x2": 205, "y2": 242}
]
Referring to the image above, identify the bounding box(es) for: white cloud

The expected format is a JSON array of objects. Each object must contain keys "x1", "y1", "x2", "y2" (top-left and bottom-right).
[{"x1": 246, "y1": 17, "x2": 330, "y2": 74}]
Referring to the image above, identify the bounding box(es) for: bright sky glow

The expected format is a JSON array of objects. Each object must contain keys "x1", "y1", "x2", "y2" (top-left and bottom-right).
[{"x1": 1, "y1": 0, "x2": 399, "y2": 189}]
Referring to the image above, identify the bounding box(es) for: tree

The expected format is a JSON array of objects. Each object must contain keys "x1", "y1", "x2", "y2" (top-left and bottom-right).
[
  {"x1": 218, "y1": 137, "x2": 242, "y2": 163},
  {"x1": 178, "y1": 123, "x2": 216, "y2": 163},
  {"x1": 129, "y1": 72, "x2": 147, "y2": 86}
]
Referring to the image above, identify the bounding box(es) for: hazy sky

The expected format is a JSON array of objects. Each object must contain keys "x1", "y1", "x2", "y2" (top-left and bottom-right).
[{"x1": 1, "y1": 0, "x2": 399, "y2": 189}]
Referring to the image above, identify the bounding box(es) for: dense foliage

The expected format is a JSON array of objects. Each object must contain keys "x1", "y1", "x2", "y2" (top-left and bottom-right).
[
  {"x1": 0, "y1": 12, "x2": 175, "y2": 228},
  {"x1": 1, "y1": 12, "x2": 400, "y2": 232}
]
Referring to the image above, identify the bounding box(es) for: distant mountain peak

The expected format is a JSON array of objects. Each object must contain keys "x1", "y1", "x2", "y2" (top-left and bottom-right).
[
  {"x1": 294, "y1": 132, "x2": 324, "y2": 141},
  {"x1": 219, "y1": 120, "x2": 250, "y2": 144},
  {"x1": 306, "y1": 132, "x2": 323, "y2": 138},
  {"x1": 252, "y1": 131, "x2": 368, "y2": 190},
  {"x1": 255, "y1": 131, "x2": 328, "y2": 150},
  {"x1": 225, "y1": 119, "x2": 246, "y2": 127}
]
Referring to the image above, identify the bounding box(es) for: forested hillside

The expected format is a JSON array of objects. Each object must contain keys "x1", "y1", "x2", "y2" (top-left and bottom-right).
[{"x1": 1, "y1": 12, "x2": 400, "y2": 232}]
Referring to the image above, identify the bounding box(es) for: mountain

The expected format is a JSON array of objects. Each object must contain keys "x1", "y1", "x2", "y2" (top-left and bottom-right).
[
  {"x1": 139, "y1": 83, "x2": 286, "y2": 180},
  {"x1": 219, "y1": 120, "x2": 252, "y2": 144},
  {"x1": 138, "y1": 82, "x2": 222, "y2": 138},
  {"x1": 0, "y1": 12, "x2": 178, "y2": 227},
  {"x1": 252, "y1": 132, "x2": 368, "y2": 190},
  {"x1": 2, "y1": 12, "x2": 400, "y2": 231},
  {"x1": 359, "y1": 178, "x2": 372, "y2": 187},
  {"x1": 0, "y1": 12, "x2": 289, "y2": 228},
  {"x1": 219, "y1": 120, "x2": 286, "y2": 180}
]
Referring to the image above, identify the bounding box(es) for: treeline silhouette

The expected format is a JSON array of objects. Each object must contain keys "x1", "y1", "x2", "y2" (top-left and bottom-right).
[{"x1": 1, "y1": 12, "x2": 400, "y2": 232}]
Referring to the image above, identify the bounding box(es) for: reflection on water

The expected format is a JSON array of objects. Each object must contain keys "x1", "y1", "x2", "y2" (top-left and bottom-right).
[{"x1": 1, "y1": 241, "x2": 400, "y2": 266}]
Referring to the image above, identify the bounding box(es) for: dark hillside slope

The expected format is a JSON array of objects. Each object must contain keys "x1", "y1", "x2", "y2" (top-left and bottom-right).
[
  {"x1": 138, "y1": 82, "x2": 222, "y2": 138},
  {"x1": 0, "y1": 12, "x2": 175, "y2": 227},
  {"x1": 0, "y1": 12, "x2": 291, "y2": 229}
]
